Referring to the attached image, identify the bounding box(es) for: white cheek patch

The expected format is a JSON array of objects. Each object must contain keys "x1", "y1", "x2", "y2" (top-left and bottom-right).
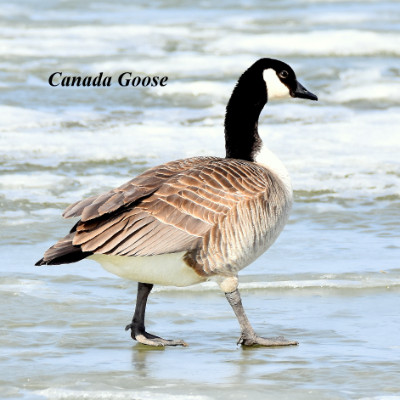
[{"x1": 263, "y1": 68, "x2": 290, "y2": 99}]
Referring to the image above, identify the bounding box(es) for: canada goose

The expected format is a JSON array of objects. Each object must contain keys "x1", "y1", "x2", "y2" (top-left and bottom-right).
[{"x1": 36, "y1": 58, "x2": 317, "y2": 347}]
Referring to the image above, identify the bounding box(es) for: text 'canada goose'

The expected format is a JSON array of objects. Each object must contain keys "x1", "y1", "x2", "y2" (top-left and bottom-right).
[{"x1": 36, "y1": 58, "x2": 318, "y2": 347}]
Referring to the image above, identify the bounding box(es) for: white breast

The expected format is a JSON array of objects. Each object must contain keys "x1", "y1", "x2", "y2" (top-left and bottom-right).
[
  {"x1": 90, "y1": 252, "x2": 206, "y2": 287},
  {"x1": 255, "y1": 145, "x2": 293, "y2": 199}
]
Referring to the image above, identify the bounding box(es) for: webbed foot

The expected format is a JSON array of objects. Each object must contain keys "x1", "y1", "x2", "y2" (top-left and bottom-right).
[
  {"x1": 238, "y1": 334, "x2": 298, "y2": 347},
  {"x1": 125, "y1": 323, "x2": 187, "y2": 347}
]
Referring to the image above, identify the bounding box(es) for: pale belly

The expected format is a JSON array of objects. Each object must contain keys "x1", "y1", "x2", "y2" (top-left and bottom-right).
[{"x1": 90, "y1": 252, "x2": 207, "y2": 287}]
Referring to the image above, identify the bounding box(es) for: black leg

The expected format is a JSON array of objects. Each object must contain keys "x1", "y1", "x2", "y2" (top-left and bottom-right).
[
  {"x1": 225, "y1": 288, "x2": 298, "y2": 347},
  {"x1": 125, "y1": 282, "x2": 153, "y2": 335},
  {"x1": 125, "y1": 282, "x2": 187, "y2": 347}
]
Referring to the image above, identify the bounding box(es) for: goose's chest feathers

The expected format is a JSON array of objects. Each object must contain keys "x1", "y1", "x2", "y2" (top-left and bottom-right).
[{"x1": 255, "y1": 145, "x2": 293, "y2": 198}]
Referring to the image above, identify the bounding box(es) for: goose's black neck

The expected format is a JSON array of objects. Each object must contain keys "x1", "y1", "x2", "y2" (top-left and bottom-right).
[{"x1": 224, "y1": 63, "x2": 268, "y2": 162}]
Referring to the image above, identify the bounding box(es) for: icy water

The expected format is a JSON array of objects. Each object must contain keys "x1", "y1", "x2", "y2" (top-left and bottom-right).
[{"x1": 1, "y1": 0, "x2": 400, "y2": 399}]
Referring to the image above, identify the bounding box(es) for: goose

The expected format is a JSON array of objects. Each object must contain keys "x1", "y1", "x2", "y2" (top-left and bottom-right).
[{"x1": 36, "y1": 58, "x2": 317, "y2": 347}]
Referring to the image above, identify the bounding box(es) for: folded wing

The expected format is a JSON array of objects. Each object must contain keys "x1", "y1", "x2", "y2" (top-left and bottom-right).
[{"x1": 69, "y1": 157, "x2": 274, "y2": 257}]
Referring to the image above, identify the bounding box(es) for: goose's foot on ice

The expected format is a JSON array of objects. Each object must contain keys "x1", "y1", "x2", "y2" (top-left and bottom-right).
[
  {"x1": 224, "y1": 288, "x2": 298, "y2": 348},
  {"x1": 125, "y1": 323, "x2": 187, "y2": 347},
  {"x1": 238, "y1": 334, "x2": 298, "y2": 347}
]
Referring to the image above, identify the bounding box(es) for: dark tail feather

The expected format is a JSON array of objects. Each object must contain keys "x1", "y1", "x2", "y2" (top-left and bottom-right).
[{"x1": 35, "y1": 232, "x2": 92, "y2": 266}]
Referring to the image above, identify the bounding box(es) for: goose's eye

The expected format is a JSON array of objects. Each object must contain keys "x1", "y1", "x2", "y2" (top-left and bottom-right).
[{"x1": 279, "y1": 70, "x2": 289, "y2": 79}]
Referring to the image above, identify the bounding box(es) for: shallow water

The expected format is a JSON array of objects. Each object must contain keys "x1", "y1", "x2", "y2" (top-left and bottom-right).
[{"x1": 1, "y1": 0, "x2": 400, "y2": 399}]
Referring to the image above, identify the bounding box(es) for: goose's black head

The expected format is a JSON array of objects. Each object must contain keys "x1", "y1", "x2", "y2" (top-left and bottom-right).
[
  {"x1": 240, "y1": 58, "x2": 318, "y2": 102},
  {"x1": 263, "y1": 59, "x2": 318, "y2": 101},
  {"x1": 225, "y1": 58, "x2": 318, "y2": 161}
]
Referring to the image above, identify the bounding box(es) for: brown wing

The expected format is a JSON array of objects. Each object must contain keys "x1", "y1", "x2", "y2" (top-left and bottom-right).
[
  {"x1": 70, "y1": 157, "x2": 275, "y2": 257},
  {"x1": 63, "y1": 156, "x2": 220, "y2": 221}
]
